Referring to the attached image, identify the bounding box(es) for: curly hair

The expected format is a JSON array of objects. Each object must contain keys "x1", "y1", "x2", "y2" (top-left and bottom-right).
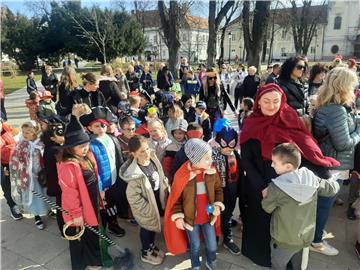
[
  {"x1": 316, "y1": 67, "x2": 358, "y2": 108},
  {"x1": 279, "y1": 56, "x2": 304, "y2": 81}
]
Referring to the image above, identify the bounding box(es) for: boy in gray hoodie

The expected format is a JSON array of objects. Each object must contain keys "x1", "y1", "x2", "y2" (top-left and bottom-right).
[{"x1": 262, "y1": 143, "x2": 339, "y2": 270}]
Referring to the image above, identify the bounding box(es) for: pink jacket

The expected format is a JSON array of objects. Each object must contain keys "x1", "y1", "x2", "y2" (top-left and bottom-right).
[{"x1": 57, "y1": 158, "x2": 100, "y2": 226}]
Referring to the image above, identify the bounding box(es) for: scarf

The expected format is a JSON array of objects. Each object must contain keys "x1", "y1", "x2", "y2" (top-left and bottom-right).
[{"x1": 240, "y1": 83, "x2": 340, "y2": 168}]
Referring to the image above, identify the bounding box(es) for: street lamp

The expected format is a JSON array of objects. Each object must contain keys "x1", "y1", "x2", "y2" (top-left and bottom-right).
[{"x1": 228, "y1": 32, "x2": 232, "y2": 64}]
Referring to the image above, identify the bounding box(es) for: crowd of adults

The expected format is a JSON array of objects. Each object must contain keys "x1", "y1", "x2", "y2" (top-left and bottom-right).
[{"x1": 0, "y1": 54, "x2": 359, "y2": 270}]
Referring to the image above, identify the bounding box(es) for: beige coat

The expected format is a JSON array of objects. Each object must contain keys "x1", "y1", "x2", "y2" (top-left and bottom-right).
[{"x1": 119, "y1": 151, "x2": 169, "y2": 232}]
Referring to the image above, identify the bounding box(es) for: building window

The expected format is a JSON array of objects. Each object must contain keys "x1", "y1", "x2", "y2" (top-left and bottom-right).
[
  {"x1": 281, "y1": 29, "x2": 286, "y2": 39},
  {"x1": 310, "y1": 47, "x2": 315, "y2": 53},
  {"x1": 232, "y1": 33, "x2": 236, "y2": 41},
  {"x1": 281, "y1": 48, "x2": 286, "y2": 56},
  {"x1": 331, "y1": 45, "x2": 339, "y2": 54},
  {"x1": 334, "y1": 16, "x2": 342, "y2": 30},
  {"x1": 153, "y1": 35, "x2": 157, "y2": 43}
]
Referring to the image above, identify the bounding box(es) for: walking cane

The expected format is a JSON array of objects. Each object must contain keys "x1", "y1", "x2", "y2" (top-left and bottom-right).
[{"x1": 31, "y1": 190, "x2": 134, "y2": 270}]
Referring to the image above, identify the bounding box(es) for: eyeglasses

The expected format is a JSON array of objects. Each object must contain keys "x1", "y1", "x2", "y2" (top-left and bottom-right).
[
  {"x1": 208, "y1": 77, "x2": 217, "y2": 80},
  {"x1": 295, "y1": 64, "x2": 305, "y2": 70}
]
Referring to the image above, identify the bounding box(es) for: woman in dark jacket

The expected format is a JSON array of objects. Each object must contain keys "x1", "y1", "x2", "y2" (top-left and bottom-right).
[
  {"x1": 313, "y1": 67, "x2": 360, "y2": 230},
  {"x1": 64, "y1": 73, "x2": 106, "y2": 116},
  {"x1": 241, "y1": 66, "x2": 260, "y2": 99},
  {"x1": 115, "y1": 67, "x2": 130, "y2": 94},
  {"x1": 57, "y1": 66, "x2": 78, "y2": 116},
  {"x1": 41, "y1": 65, "x2": 59, "y2": 102},
  {"x1": 157, "y1": 64, "x2": 174, "y2": 92},
  {"x1": 278, "y1": 57, "x2": 308, "y2": 116},
  {"x1": 98, "y1": 64, "x2": 123, "y2": 115},
  {"x1": 42, "y1": 122, "x2": 65, "y2": 236},
  {"x1": 140, "y1": 65, "x2": 154, "y2": 95},
  {"x1": 126, "y1": 65, "x2": 140, "y2": 91},
  {"x1": 308, "y1": 63, "x2": 327, "y2": 95},
  {"x1": 240, "y1": 83, "x2": 339, "y2": 267}
]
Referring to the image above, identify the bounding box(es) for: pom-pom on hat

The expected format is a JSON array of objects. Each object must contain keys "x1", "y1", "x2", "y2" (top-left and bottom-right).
[{"x1": 184, "y1": 138, "x2": 211, "y2": 165}]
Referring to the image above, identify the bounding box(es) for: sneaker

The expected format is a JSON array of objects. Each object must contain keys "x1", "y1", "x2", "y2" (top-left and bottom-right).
[
  {"x1": 205, "y1": 260, "x2": 217, "y2": 270},
  {"x1": 310, "y1": 241, "x2": 339, "y2": 256},
  {"x1": 48, "y1": 210, "x2": 56, "y2": 218},
  {"x1": 127, "y1": 218, "x2": 138, "y2": 226},
  {"x1": 223, "y1": 240, "x2": 241, "y2": 255},
  {"x1": 34, "y1": 216, "x2": 45, "y2": 230},
  {"x1": 141, "y1": 250, "x2": 163, "y2": 265},
  {"x1": 10, "y1": 205, "x2": 23, "y2": 220},
  {"x1": 108, "y1": 222, "x2": 125, "y2": 237},
  {"x1": 347, "y1": 205, "x2": 357, "y2": 220},
  {"x1": 355, "y1": 241, "x2": 360, "y2": 259},
  {"x1": 150, "y1": 244, "x2": 165, "y2": 258}
]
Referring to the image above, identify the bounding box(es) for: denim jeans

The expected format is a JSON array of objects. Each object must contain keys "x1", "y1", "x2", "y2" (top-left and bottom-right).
[
  {"x1": 186, "y1": 223, "x2": 217, "y2": 269},
  {"x1": 313, "y1": 195, "x2": 336, "y2": 243}
]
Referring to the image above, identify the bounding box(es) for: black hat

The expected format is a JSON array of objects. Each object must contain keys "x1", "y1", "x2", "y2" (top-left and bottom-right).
[
  {"x1": 62, "y1": 115, "x2": 90, "y2": 148},
  {"x1": 139, "y1": 89, "x2": 152, "y2": 103},
  {"x1": 181, "y1": 94, "x2": 192, "y2": 105},
  {"x1": 80, "y1": 106, "x2": 117, "y2": 126}
]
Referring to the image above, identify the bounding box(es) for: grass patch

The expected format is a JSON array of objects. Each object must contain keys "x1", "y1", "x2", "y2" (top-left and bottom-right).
[{"x1": 3, "y1": 75, "x2": 41, "y2": 96}]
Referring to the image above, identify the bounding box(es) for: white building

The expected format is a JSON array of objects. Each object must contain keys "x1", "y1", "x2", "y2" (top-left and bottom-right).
[
  {"x1": 222, "y1": 0, "x2": 360, "y2": 63},
  {"x1": 134, "y1": 10, "x2": 209, "y2": 63}
]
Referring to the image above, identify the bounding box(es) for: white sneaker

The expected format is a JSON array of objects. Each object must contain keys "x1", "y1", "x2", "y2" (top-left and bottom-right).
[{"x1": 310, "y1": 241, "x2": 339, "y2": 256}]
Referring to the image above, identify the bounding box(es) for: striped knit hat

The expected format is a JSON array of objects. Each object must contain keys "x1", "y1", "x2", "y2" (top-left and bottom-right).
[{"x1": 184, "y1": 138, "x2": 211, "y2": 165}]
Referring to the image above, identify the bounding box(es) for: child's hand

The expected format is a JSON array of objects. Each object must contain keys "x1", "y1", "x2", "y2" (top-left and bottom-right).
[
  {"x1": 175, "y1": 218, "x2": 185, "y2": 230},
  {"x1": 72, "y1": 216, "x2": 84, "y2": 227},
  {"x1": 212, "y1": 205, "x2": 221, "y2": 216},
  {"x1": 262, "y1": 187, "x2": 268, "y2": 198}
]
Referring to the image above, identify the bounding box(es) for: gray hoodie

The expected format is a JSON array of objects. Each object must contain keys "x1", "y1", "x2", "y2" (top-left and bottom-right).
[{"x1": 262, "y1": 167, "x2": 339, "y2": 248}]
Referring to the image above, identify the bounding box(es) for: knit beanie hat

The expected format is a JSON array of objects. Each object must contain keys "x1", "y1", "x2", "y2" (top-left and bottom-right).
[
  {"x1": 181, "y1": 94, "x2": 192, "y2": 105},
  {"x1": 184, "y1": 138, "x2": 211, "y2": 165}
]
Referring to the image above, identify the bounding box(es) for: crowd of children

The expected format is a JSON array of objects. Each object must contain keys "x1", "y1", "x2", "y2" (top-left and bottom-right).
[{"x1": 1, "y1": 56, "x2": 360, "y2": 270}]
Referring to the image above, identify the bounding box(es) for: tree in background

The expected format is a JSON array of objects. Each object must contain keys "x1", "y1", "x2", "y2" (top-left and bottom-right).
[
  {"x1": 289, "y1": 0, "x2": 327, "y2": 56},
  {"x1": 207, "y1": 0, "x2": 235, "y2": 68},
  {"x1": 242, "y1": 1, "x2": 271, "y2": 70},
  {"x1": 158, "y1": 0, "x2": 192, "y2": 79}
]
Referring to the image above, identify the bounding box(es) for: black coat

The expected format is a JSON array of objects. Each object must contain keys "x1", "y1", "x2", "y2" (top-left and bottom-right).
[
  {"x1": 157, "y1": 70, "x2": 173, "y2": 91},
  {"x1": 140, "y1": 72, "x2": 154, "y2": 94},
  {"x1": 44, "y1": 142, "x2": 61, "y2": 197},
  {"x1": 26, "y1": 77, "x2": 37, "y2": 94},
  {"x1": 242, "y1": 75, "x2": 260, "y2": 99},
  {"x1": 182, "y1": 106, "x2": 196, "y2": 124},
  {"x1": 98, "y1": 79, "x2": 123, "y2": 114},
  {"x1": 278, "y1": 79, "x2": 308, "y2": 116},
  {"x1": 126, "y1": 71, "x2": 140, "y2": 91},
  {"x1": 41, "y1": 73, "x2": 58, "y2": 94},
  {"x1": 265, "y1": 73, "x2": 278, "y2": 84}
]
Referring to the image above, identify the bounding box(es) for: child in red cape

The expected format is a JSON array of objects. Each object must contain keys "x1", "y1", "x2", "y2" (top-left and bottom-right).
[{"x1": 164, "y1": 138, "x2": 224, "y2": 270}]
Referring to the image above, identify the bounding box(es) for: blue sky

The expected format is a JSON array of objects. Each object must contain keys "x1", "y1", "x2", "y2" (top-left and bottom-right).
[{"x1": 2, "y1": 0, "x2": 209, "y2": 18}]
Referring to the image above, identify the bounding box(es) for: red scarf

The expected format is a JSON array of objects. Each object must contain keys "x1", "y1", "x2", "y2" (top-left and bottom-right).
[{"x1": 240, "y1": 83, "x2": 340, "y2": 168}]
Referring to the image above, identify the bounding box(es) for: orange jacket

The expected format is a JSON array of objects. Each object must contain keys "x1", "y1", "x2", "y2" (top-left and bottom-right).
[{"x1": 0, "y1": 123, "x2": 16, "y2": 165}]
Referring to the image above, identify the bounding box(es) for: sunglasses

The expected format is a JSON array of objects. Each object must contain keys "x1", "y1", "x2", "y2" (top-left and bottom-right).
[
  {"x1": 208, "y1": 77, "x2": 217, "y2": 80},
  {"x1": 295, "y1": 64, "x2": 305, "y2": 70}
]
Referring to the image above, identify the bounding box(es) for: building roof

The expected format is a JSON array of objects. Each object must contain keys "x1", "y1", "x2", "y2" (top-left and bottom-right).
[
  {"x1": 226, "y1": 4, "x2": 328, "y2": 29},
  {"x1": 133, "y1": 10, "x2": 208, "y2": 30}
]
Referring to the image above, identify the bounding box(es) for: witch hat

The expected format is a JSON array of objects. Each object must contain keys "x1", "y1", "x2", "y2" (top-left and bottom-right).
[{"x1": 62, "y1": 115, "x2": 90, "y2": 148}]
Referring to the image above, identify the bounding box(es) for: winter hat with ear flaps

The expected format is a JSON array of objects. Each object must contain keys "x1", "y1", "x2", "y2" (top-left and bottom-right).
[{"x1": 184, "y1": 138, "x2": 211, "y2": 165}]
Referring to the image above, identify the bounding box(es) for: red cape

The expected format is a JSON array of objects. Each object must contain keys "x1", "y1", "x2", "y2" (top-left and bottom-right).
[{"x1": 164, "y1": 161, "x2": 221, "y2": 255}]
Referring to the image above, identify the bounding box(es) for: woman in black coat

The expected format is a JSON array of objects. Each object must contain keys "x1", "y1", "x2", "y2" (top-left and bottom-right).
[
  {"x1": 140, "y1": 65, "x2": 154, "y2": 95},
  {"x1": 126, "y1": 65, "x2": 140, "y2": 91},
  {"x1": 57, "y1": 67, "x2": 78, "y2": 116},
  {"x1": 241, "y1": 66, "x2": 260, "y2": 99},
  {"x1": 278, "y1": 57, "x2": 308, "y2": 116},
  {"x1": 239, "y1": 83, "x2": 339, "y2": 267},
  {"x1": 41, "y1": 65, "x2": 59, "y2": 102}
]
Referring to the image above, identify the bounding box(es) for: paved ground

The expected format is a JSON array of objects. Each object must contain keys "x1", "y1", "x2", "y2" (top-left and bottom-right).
[{"x1": 1, "y1": 86, "x2": 360, "y2": 269}]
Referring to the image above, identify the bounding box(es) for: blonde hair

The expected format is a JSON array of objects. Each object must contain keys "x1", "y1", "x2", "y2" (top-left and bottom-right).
[
  {"x1": 101, "y1": 64, "x2": 114, "y2": 77},
  {"x1": 115, "y1": 67, "x2": 124, "y2": 76},
  {"x1": 169, "y1": 103, "x2": 184, "y2": 120},
  {"x1": 129, "y1": 96, "x2": 141, "y2": 106},
  {"x1": 60, "y1": 66, "x2": 78, "y2": 90},
  {"x1": 248, "y1": 66, "x2": 257, "y2": 74},
  {"x1": 148, "y1": 118, "x2": 167, "y2": 136},
  {"x1": 316, "y1": 67, "x2": 358, "y2": 108},
  {"x1": 128, "y1": 65, "x2": 134, "y2": 73},
  {"x1": 21, "y1": 121, "x2": 41, "y2": 135}
]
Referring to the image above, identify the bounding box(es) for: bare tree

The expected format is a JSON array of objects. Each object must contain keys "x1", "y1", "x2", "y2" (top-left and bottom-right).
[
  {"x1": 218, "y1": 1, "x2": 241, "y2": 66},
  {"x1": 267, "y1": 1, "x2": 285, "y2": 64},
  {"x1": 133, "y1": 1, "x2": 156, "y2": 33},
  {"x1": 242, "y1": 1, "x2": 271, "y2": 70},
  {"x1": 158, "y1": 0, "x2": 192, "y2": 79},
  {"x1": 69, "y1": 8, "x2": 114, "y2": 63},
  {"x1": 289, "y1": 0, "x2": 327, "y2": 55},
  {"x1": 207, "y1": 0, "x2": 235, "y2": 68}
]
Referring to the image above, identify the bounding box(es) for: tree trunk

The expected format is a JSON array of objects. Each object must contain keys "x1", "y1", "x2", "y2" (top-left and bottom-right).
[
  {"x1": 242, "y1": 1, "x2": 271, "y2": 70},
  {"x1": 207, "y1": 1, "x2": 217, "y2": 68},
  {"x1": 261, "y1": 40, "x2": 267, "y2": 63},
  {"x1": 218, "y1": 27, "x2": 226, "y2": 67},
  {"x1": 168, "y1": 45, "x2": 178, "y2": 79}
]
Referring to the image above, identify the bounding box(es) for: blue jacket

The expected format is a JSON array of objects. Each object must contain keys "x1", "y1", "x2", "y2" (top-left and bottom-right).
[
  {"x1": 182, "y1": 75, "x2": 201, "y2": 96},
  {"x1": 90, "y1": 139, "x2": 112, "y2": 191}
]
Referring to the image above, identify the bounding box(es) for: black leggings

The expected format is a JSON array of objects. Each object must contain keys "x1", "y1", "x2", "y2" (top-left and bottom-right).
[
  {"x1": 1, "y1": 165, "x2": 15, "y2": 208},
  {"x1": 140, "y1": 227, "x2": 156, "y2": 252}
]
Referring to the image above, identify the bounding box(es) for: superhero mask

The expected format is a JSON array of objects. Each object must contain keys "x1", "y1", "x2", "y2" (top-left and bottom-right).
[{"x1": 215, "y1": 126, "x2": 238, "y2": 149}]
